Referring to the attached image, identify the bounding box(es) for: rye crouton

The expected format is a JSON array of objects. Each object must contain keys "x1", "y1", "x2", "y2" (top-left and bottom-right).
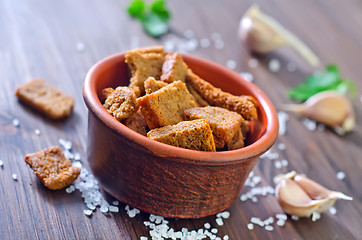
[
  {"x1": 144, "y1": 77, "x2": 168, "y2": 94},
  {"x1": 24, "y1": 146, "x2": 81, "y2": 190},
  {"x1": 186, "y1": 69, "x2": 258, "y2": 120},
  {"x1": 15, "y1": 78, "x2": 74, "y2": 119},
  {"x1": 184, "y1": 106, "x2": 245, "y2": 150},
  {"x1": 137, "y1": 80, "x2": 197, "y2": 129},
  {"x1": 147, "y1": 119, "x2": 216, "y2": 151},
  {"x1": 103, "y1": 86, "x2": 138, "y2": 121},
  {"x1": 123, "y1": 110, "x2": 148, "y2": 136},
  {"x1": 125, "y1": 46, "x2": 165, "y2": 96},
  {"x1": 161, "y1": 53, "x2": 188, "y2": 83}
]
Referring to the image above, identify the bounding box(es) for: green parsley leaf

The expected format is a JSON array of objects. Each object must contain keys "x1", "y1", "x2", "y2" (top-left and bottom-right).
[
  {"x1": 141, "y1": 12, "x2": 168, "y2": 37},
  {"x1": 288, "y1": 64, "x2": 357, "y2": 102},
  {"x1": 127, "y1": 0, "x2": 146, "y2": 18},
  {"x1": 127, "y1": 0, "x2": 170, "y2": 38}
]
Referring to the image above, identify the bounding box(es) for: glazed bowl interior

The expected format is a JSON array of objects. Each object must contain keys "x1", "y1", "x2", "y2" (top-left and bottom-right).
[{"x1": 84, "y1": 53, "x2": 278, "y2": 162}]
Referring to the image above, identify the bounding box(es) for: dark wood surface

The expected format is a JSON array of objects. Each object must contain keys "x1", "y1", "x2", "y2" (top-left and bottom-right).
[{"x1": 1, "y1": 0, "x2": 361, "y2": 239}]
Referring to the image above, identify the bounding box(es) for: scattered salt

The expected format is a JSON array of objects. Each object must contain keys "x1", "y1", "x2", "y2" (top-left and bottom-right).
[
  {"x1": 65, "y1": 185, "x2": 75, "y2": 193},
  {"x1": 183, "y1": 29, "x2": 195, "y2": 39},
  {"x1": 291, "y1": 215, "x2": 299, "y2": 221},
  {"x1": 250, "y1": 217, "x2": 264, "y2": 227},
  {"x1": 100, "y1": 206, "x2": 109, "y2": 213},
  {"x1": 274, "y1": 161, "x2": 282, "y2": 169},
  {"x1": 302, "y1": 118, "x2": 317, "y2": 131},
  {"x1": 247, "y1": 223, "x2": 254, "y2": 230},
  {"x1": 217, "y1": 211, "x2": 230, "y2": 219},
  {"x1": 329, "y1": 206, "x2": 337, "y2": 215},
  {"x1": 200, "y1": 38, "x2": 211, "y2": 48},
  {"x1": 87, "y1": 203, "x2": 96, "y2": 210},
  {"x1": 336, "y1": 171, "x2": 345, "y2": 180},
  {"x1": 223, "y1": 235, "x2": 229, "y2": 240},
  {"x1": 74, "y1": 152, "x2": 81, "y2": 161},
  {"x1": 72, "y1": 161, "x2": 82, "y2": 169},
  {"x1": 265, "y1": 225, "x2": 274, "y2": 231},
  {"x1": 76, "y1": 43, "x2": 85, "y2": 52},
  {"x1": 216, "y1": 217, "x2": 224, "y2": 226},
  {"x1": 278, "y1": 111, "x2": 289, "y2": 135},
  {"x1": 269, "y1": 59, "x2": 281, "y2": 73},
  {"x1": 64, "y1": 150, "x2": 74, "y2": 160},
  {"x1": 226, "y1": 60, "x2": 237, "y2": 70},
  {"x1": 84, "y1": 209, "x2": 92, "y2": 216},
  {"x1": 0, "y1": 160, "x2": 3, "y2": 168},
  {"x1": 281, "y1": 159, "x2": 289, "y2": 167},
  {"x1": 311, "y1": 212, "x2": 321, "y2": 221},
  {"x1": 112, "y1": 200, "x2": 119, "y2": 205},
  {"x1": 204, "y1": 223, "x2": 211, "y2": 229},
  {"x1": 240, "y1": 72, "x2": 254, "y2": 82},
  {"x1": 109, "y1": 206, "x2": 119, "y2": 213},
  {"x1": 263, "y1": 217, "x2": 274, "y2": 225},
  {"x1": 277, "y1": 143, "x2": 286, "y2": 151},
  {"x1": 276, "y1": 213, "x2": 287, "y2": 220},
  {"x1": 34, "y1": 129, "x2": 41, "y2": 135},
  {"x1": 276, "y1": 219, "x2": 285, "y2": 226},
  {"x1": 140, "y1": 237, "x2": 148, "y2": 240},
  {"x1": 211, "y1": 228, "x2": 218, "y2": 234},
  {"x1": 125, "y1": 205, "x2": 140, "y2": 218},
  {"x1": 248, "y1": 58, "x2": 259, "y2": 68},
  {"x1": 287, "y1": 62, "x2": 297, "y2": 72},
  {"x1": 12, "y1": 174, "x2": 18, "y2": 181},
  {"x1": 12, "y1": 118, "x2": 20, "y2": 127},
  {"x1": 59, "y1": 138, "x2": 72, "y2": 150}
]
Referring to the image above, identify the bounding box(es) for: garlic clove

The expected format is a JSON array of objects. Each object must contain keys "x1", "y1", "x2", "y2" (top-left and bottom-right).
[
  {"x1": 239, "y1": 5, "x2": 320, "y2": 67},
  {"x1": 281, "y1": 91, "x2": 355, "y2": 134},
  {"x1": 274, "y1": 171, "x2": 353, "y2": 217}
]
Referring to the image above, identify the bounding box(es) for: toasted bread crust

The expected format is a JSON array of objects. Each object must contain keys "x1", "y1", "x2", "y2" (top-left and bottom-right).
[
  {"x1": 15, "y1": 78, "x2": 74, "y2": 119},
  {"x1": 161, "y1": 53, "x2": 188, "y2": 83},
  {"x1": 144, "y1": 77, "x2": 168, "y2": 94},
  {"x1": 186, "y1": 69, "x2": 258, "y2": 120},
  {"x1": 147, "y1": 119, "x2": 216, "y2": 151}
]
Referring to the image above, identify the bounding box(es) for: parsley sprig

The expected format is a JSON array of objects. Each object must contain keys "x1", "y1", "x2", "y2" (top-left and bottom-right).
[
  {"x1": 127, "y1": 0, "x2": 171, "y2": 38},
  {"x1": 288, "y1": 64, "x2": 357, "y2": 102}
]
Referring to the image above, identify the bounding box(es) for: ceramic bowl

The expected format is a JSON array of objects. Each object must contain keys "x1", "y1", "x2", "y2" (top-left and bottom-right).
[{"x1": 83, "y1": 52, "x2": 278, "y2": 218}]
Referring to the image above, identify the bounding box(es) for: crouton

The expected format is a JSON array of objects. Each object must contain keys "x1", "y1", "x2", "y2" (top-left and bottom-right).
[
  {"x1": 137, "y1": 80, "x2": 197, "y2": 129},
  {"x1": 125, "y1": 46, "x2": 165, "y2": 96},
  {"x1": 184, "y1": 106, "x2": 245, "y2": 150},
  {"x1": 161, "y1": 53, "x2": 188, "y2": 83},
  {"x1": 144, "y1": 77, "x2": 168, "y2": 94},
  {"x1": 186, "y1": 69, "x2": 258, "y2": 120},
  {"x1": 123, "y1": 110, "x2": 148, "y2": 136},
  {"x1": 147, "y1": 119, "x2": 216, "y2": 151}
]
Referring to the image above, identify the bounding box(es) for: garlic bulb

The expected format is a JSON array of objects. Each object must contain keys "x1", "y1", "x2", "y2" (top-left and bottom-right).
[
  {"x1": 239, "y1": 5, "x2": 320, "y2": 67},
  {"x1": 274, "y1": 171, "x2": 352, "y2": 217},
  {"x1": 281, "y1": 91, "x2": 355, "y2": 135}
]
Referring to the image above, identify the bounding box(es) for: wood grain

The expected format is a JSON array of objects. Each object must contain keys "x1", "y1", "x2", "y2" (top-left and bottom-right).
[{"x1": 0, "y1": 0, "x2": 361, "y2": 239}]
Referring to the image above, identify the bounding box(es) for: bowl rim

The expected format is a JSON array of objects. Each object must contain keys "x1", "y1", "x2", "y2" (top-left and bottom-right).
[{"x1": 83, "y1": 51, "x2": 278, "y2": 165}]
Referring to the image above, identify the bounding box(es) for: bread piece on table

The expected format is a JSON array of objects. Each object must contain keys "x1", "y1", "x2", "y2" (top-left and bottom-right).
[
  {"x1": 125, "y1": 46, "x2": 165, "y2": 96},
  {"x1": 161, "y1": 53, "x2": 188, "y2": 83},
  {"x1": 144, "y1": 77, "x2": 168, "y2": 94},
  {"x1": 147, "y1": 119, "x2": 216, "y2": 151},
  {"x1": 123, "y1": 110, "x2": 148, "y2": 136},
  {"x1": 103, "y1": 86, "x2": 138, "y2": 121},
  {"x1": 184, "y1": 106, "x2": 245, "y2": 150},
  {"x1": 137, "y1": 80, "x2": 197, "y2": 129},
  {"x1": 186, "y1": 69, "x2": 258, "y2": 120},
  {"x1": 15, "y1": 78, "x2": 74, "y2": 119},
  {"x1": 24, "y1": 146, "x2": 81, "y2": 190}
]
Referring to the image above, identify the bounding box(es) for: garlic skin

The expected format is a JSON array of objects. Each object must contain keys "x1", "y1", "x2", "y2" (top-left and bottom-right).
[
  {"x1": 274, "y1": 171, "x2": 353, "y2": 217},
  {"x1": 239, "y1": 5, "x2": 320, "y2": 67},
  {"x1": 281, "y1": 91, "x2": 355, "y2": 134}
]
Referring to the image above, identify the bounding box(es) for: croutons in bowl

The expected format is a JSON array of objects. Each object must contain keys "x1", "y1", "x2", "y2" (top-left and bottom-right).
[{"x1": 83, "y1": 46, "x2": 278, "y2": 218}]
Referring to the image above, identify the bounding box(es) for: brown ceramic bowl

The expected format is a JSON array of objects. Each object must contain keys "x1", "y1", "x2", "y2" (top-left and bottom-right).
[{"x1": 83, "y1": 52, "x2": 278, "y2": 218}]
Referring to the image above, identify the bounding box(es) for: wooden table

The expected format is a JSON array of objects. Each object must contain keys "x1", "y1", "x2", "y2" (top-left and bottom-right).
[{"x1": 1, "y1": 0, "x2": 361, "y2": 239}]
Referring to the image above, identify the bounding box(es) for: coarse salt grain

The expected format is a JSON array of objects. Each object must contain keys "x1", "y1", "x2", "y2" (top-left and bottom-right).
[
  {"x1": 312, "y1": 212, "x2": 321, "y2": 221},
  {"x1": 247, "y1": 223, "x2": 254, "y2": 230},
  {"x1": 276, "y1": 213, "x2": 287, "y2": 220},
  {"x1": 223, "y1": 235, "x2": 229, "y2": 240},
  {"x1": 278, "y1": 143, "x2": 286, "y2": 151},
  {"x1": 204, "y1": 223, "x2": 211, "y2": 229},
  {"x1": 217, "y1": 211, "x2": 230, "y2": 219},
  {"x1": 216, "y1": 218, "x2": 224, "y2": 226},
  {"x1": 276, "y1": 219, "x2": 285, "y2": 226},
  {"x1": 336, "y1": 171, "x2": 345, "y2": 180},
  {"x1": 211, "y1": 228, "x2": 218, "y2": 234},
  {"x1": 12, "y1": 118, "x2": 20, "y2": 127},
  {"x1": 100, "y1": 206, "x2": 109, "y2": 213},
  {"x1": 84, "y1": 209, "x2": 92, "y2": 216},
  {"x1": 200, "y1": 38, "x2": 211, "y2": 48},
  {"x1": 112, "y1": 200, "x2": 119, "y2": 205},
  {"x1": 109, "y1": 206, "x2": 119, "y2": 213},
  {"x1": 265, "y1": 225, "x2": 274, "y2": 231},
  {"x1": 74, "y1": 152, "x2": 81, "y2": 161},
  {"x1": 58, "y1": 138, "x2": 72, "y2": 150},
  {"x1": 302, "y1": 118, "x2": 317, "y2": 131},
  {"x1": 72, "y1": 161, "x2": 82, "y2": 169},
  {"x1": 274, "y1": 161, "x2": 282, "y2": 169},
  {"x1": 269, "y1": 59, "x2": 281, "y2": 73},
  {"x1": 87, "y1": 203, "x2": 96, "y2": 210},
  {"x1": 291, "y1": 215, "x2": 299, "y2": 221},
  {"x1": 248, "y1": 58, "x2": 258, "y2": 68},
  {"x1": 250, "y1": 217, "x2": 264, "y2": 227},
  {"x1": 278, "y1": 111, "x2": 289, "y2": 135},
  {"x1": 329, "y1": 206, "x2": 337, "y2": 215},
  {"x1": 264, "y1": 217, "x2": 274, "y2": 225},
  {"x1": 140, "y1": 237, "x2": 148, "y2": 240},
  {"x1": 281, "y1": 159, "x2": 289, "y2": 167},
  {"x1": 76, "y1": 43, "x2": 85, "y2": 52},
  {"x1": 240, "y1": 72, "x2": 254, "y2": 82},
  {"x1": 0, "y1": 160, "x2": 3, "y2": 168},
  {"x1": 226, "y1": 60, "x2": 237, "y2": 70},
  {"x1": 34, "y1": 129, "x2": 41, "y2": 135},
  {"x1": 65, "y1": 185, "x2": 75, "y2": 193},
  {"x1": 125, "y1": 205, "x2": 140, "y2": 218},
  {"x1": 12, "y1": 174, "x2": 18, "y2": 181}
]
